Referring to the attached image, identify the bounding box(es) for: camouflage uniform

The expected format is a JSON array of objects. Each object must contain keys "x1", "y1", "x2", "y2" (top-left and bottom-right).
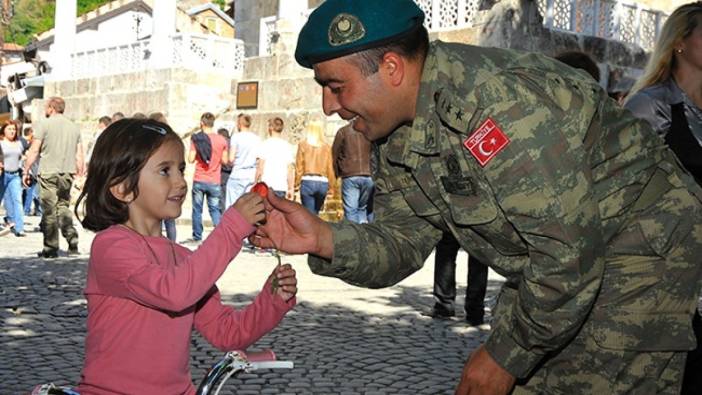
[{"x1": 309, "y1": 41, "x2": 702, "y2": 393}]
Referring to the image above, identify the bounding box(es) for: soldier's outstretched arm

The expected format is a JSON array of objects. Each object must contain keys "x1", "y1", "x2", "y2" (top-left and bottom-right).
[
  {"x1": 254, "y1": 179, "x2": 442, "y2": 289},
  {"x1": 306, "y1": 182, "x2": 443, "y2": 289},
  {"x1": 253, "y1": 191, "x2": 334, "y2": 258}
]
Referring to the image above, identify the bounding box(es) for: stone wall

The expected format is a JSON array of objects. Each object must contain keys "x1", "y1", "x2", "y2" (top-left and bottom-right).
[
  {"x1": 36, "y1": 0, "x2": 661, "y2": 224},
  {"x1": 43, "y1": 68, "x2": 237, "y2": 136},
  {"x1": 234, "y1": 0, "x2": 323, "y2": 57},
  {"x1": 436, "y1": 0, "x2": 648, "y2": 92}
]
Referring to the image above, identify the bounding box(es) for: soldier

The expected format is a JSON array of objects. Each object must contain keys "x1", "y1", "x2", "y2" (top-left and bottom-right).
[{"x1": 252, "y1": 0, "x2": 702, "y2": 393}]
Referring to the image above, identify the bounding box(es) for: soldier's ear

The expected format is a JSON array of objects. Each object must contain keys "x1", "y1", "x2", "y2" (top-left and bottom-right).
[{"x1": 380, "y1": 52, "x2": 405, "y2": 87}]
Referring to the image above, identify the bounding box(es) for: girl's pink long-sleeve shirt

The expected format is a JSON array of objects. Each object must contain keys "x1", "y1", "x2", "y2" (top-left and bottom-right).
[{"x1": 77, "y1": 209, "x2": 295, "y2": 395}]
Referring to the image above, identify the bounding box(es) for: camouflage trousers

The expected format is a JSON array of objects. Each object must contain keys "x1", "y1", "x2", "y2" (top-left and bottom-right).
[
  {"x1": 39, "y1": 173, "x2": 79, "y2": 251},
  {"x1": 512, "y1": 168, "x2": 702, "y2": 394}
]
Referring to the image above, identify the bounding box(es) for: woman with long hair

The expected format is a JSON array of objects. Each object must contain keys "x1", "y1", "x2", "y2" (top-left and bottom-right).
[
  {"x1": 295, "y1": 121, "x2": 336, "y2": 215},
  {"x1": 0, "y1": 120, "x2": 26, "y2": 236},
  {"x1": 624, "y1": 3, "x2": 702, "y2": 392}
]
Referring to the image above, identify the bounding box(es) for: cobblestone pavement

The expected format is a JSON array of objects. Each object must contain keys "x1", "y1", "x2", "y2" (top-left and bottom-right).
[{"x1": 0, "y1": 216, "x2": 504, "y2": 394}]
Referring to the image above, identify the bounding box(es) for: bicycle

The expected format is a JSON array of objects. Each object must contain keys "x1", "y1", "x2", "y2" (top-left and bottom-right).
[{"x1": 31, "y1": 349, "x2": 294, "y2": 395}]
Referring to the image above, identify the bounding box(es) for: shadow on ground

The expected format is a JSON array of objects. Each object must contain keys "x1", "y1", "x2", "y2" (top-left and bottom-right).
[{"x1": 0, "y1": 255, "x2": 503, "y2": 394}]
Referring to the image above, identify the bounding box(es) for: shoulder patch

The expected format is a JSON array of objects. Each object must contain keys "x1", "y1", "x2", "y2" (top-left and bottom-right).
[{"x1": 463, "y1": 118, "x2": 510, "y2": 167}]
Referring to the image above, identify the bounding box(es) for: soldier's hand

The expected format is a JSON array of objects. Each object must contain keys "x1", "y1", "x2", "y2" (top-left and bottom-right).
[
  {"x1": 251, "y1": 190, "x2": 333, "y2": 258},
  {"x1": 455, "y1": 345, "x2": 515, "y2": 395}
]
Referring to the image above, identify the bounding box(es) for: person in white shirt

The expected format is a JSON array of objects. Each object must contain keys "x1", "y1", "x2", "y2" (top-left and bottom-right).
[
  {"x1": 255, "y1": 117, "x2": 294, "y2": 199},
  {"x1": 225, "y1": 114, "x2": 261, "y2": 208}
]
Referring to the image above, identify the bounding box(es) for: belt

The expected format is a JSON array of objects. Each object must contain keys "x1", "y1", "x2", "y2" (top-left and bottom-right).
[{"x1": 4, "y1": 170, "x2": 20, "y2": 175}]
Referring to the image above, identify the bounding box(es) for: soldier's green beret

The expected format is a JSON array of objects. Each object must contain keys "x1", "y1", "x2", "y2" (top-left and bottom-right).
[{"x1": 295, "y1": 0, "x2": 425, "y2": 69}]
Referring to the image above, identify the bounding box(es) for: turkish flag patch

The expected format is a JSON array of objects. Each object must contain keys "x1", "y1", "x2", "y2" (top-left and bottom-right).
[{"x1": 464, "y1": 118, "x2": 510, "y2": 167}]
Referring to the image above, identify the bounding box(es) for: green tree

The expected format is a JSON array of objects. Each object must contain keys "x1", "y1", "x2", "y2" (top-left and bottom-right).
[
  {"x1": 2, "y1": 0, "x2": 111, "y2": 46},
  {"x1": 2, "y1": 0, "x2": 54, "y2": 46}
]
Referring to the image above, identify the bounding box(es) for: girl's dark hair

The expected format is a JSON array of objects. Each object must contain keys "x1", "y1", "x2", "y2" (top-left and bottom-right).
[{"x1": 75, "y1": 118, "x2": 182, "y2": 231}]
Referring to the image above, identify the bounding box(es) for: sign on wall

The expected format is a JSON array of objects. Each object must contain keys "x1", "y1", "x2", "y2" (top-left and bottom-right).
[{"x1": 236, "y1": 81, "x2": 259, "y2": 109}]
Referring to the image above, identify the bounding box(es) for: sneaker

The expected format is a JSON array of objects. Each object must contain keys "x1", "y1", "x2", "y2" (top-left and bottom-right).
[
  {"x1": 68, "y1": 245, "x2": 79, "y2": 255},
  {"x1": 180, "y1": 238, "x2": 202, "y2": 245},
  {"x1": 37, "y1": 249, "x2": 59, "y2": 259},
  {"x1": 14, "y1": 231, "x2": 26, "y2": 237}
]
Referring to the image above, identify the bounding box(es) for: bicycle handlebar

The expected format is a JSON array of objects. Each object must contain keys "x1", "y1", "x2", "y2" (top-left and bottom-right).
[{"x1": 195, "y1": 349, "x2": 294, "y2": 395}]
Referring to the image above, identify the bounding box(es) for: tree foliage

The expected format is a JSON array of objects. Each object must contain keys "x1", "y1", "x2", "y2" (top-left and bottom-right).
[{"x1": 2, "y1": 0, "x2": 111, "y2": 46}]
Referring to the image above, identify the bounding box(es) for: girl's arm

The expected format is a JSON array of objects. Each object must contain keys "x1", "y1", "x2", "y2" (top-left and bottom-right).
[
  {"x1": 193, "y1": 280, "x2": 295, "y2": 351},
  {"x1": 90, "y1": 209, "x2": 254, "y2": 312}
]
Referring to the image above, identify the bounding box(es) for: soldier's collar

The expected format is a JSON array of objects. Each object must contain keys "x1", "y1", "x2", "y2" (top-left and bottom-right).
[
  {"x1": 408, "y1": 44, "x2": 441, "y2": 157},
  {"x1": 383, "y1": 44, "x2": 441, "y2": 169}
]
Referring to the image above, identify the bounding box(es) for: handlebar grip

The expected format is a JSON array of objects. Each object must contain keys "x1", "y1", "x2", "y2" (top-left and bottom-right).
[
  {"x1": 242, "y1": 349, "x2": 277, "y2": 362},
  {"x1": 250, "y1": 361, "x2": 294, "y2": 370}
]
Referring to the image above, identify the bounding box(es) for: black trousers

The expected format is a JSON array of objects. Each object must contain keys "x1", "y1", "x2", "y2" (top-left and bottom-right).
[{"x1": 433, "y1": 232, "x2": 488, "y2": 318}]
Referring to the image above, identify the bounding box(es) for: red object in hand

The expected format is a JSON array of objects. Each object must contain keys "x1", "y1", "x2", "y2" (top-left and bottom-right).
[{"x1": 252, "y1": 182, "x2": 269, "y2": 198}]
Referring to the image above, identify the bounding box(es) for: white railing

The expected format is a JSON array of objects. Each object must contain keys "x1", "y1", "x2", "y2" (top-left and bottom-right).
[
  {"x1": 259, "y1": 15, "x2": 278, "y2": 57},
  {"x1": 415, "y1": 0, "x2": 482, "y2": 31},
  {"x1": 70, "y1": 33, "x2": 245, "y2": 79},
  {"x1": 258, "y1": 0, "x2": 667, "y2": 56},
  {"x1": 537, "y1": 0, "x2": 666, "y2": 49}
]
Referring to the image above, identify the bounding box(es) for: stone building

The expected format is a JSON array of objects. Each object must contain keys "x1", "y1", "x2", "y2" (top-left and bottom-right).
[
  {"x1": 38, "y1": 0, "x2": 674, "y2": 139},
  {"x1": 32, "y1": 0, "x2": 674, "y2": 220}
]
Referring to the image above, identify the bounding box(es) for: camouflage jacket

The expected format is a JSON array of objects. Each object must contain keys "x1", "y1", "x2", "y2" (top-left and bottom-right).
[{"x1": 308, "y1": 41, "x2": 672, "y2": 377}]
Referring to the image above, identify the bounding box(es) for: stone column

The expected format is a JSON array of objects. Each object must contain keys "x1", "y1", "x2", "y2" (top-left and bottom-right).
[
  {"x1": 50, "y1": 0, "x2": 77, "y2": 81},
  {"x1": 274, "y1": 0, "x2": 308, "y2": 55},
  {"x1": 150, "y1": 0, "x2": 177, "y2": 69}
]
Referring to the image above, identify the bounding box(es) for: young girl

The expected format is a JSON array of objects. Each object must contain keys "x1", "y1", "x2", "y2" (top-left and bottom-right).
[{"x1": 74, "y1": 118, "x2": 297, "y2": 394}]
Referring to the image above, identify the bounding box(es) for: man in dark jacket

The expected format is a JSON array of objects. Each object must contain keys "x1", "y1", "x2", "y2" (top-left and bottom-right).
[{"x1": 332, "y1": 123, "x2": 374, "y2": 223}]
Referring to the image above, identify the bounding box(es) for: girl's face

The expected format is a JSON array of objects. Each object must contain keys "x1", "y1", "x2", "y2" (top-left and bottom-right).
[
  {"x1": 126, "y1": 139, "x2": 187, "y2": 227},
  {"x1": 3, "y1": 124, "x2": 16, "y2": 140}
]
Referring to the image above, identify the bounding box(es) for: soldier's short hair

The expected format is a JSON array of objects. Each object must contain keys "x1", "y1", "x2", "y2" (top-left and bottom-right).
[{"x1": 347, "y1": 25, "x2": 430, "y2": 77}]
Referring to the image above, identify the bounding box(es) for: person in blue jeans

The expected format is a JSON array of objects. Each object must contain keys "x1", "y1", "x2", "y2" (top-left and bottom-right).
[
  {"x1": 190, "y1": 181, "x2": 222, "y2": 241},
  {"x1": 186, "y1": 112, "x2": 229, "y2": 242},
  {"x1": 21, "y1": 127, "x2": 42, "y2": 217},
  {"x1": 22, "y1": 177, "x2": 41, "y2": 216},
  {"x1": 332, "y1": 124, "x2": 375, "y2": 223},
  {"x1": 1, "y1": 120, "x2": 26, "y2": 236},
  {"x1": 226, "y1": 114, "x2": 260, "y2": 209},
  {"x1": 295, "y1": 121, "x2": 336, "y2": 215}
]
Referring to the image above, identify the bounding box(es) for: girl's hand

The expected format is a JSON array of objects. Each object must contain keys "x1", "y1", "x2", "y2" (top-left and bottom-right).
[
  {"x1": 271, "y1": 263, "x2": 297, "y2": 302},
  {"x1": 232, "y1": 192, "x2": 265, "y2": 225}
]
